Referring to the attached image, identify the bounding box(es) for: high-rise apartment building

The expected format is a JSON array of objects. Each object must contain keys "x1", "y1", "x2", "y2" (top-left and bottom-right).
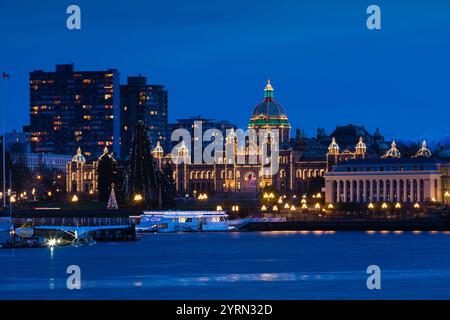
[
  {"x1": 29, "y1": 64, "x2": 120, "y2": 158},
  {"x1": 120, "y1": 76, "x2": 168, "y2": 159}
]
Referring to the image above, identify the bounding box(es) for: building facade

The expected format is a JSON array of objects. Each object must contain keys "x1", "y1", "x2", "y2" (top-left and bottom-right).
[
  {"x1": 154, "y1": 81, "x2": 327, "y2": 196},
  {"x1": 168, "y1": 116, "x2": 236, "y2": 157},
  {"x1": 66, "y1": 147, "x2": 98, "y2": 194},
  {"x1": 324, "y1": 140, "x2": 448, "y2": 204},
  {"x1": 12, "y1": 152, "x2": 72, "y2": 173},
  {"x1": 29, "y1": 64, "x2": 120, "y2": 158},
  {"x1": 120, "y1": 76, "x2": 168, "y2": 159}
]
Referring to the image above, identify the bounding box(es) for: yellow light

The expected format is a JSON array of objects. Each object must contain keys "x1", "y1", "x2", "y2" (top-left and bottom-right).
[
  {"x1": 47, "y1": 191, "x2": 52, "y2": 197},
  {"x1": 72, "y1": 194, "x2": 79, "y2": 202},
  {"x1": 327, "y1": 203, "x2": 334, "y2": 209},
  {"x1": 10, "y1": 196, "x2": 16, "y2": 203},
  {"x1": 432, "y1": 197, "x2": 436, "y2": 202},
  {"x1": 445, "y1": 191, "x2": 450, "y2": 198},
  {"x1": 381, "y1": 203, "x2": 388, "y2": 209},
  {"x1": 284, "y1": 203, "x2": 290, "y2": 209},
  {"x1": 315, "y1": 203, "x2": 321, "y2": 209},
  {"x1": 269, "y1": 193, "x2": 275, "y2": 199},
  {"x1": 290, "y1": 205, "x2": 296, "y2": 211},
  {"x1": 316, "y1": 193, "x2": 322, "y2": 198},
  {"x1": 414, "y1": 203, "x2": 420, "y2": 209},
  {"x1": 272, "y1": 205, "x2": 278, "y2": 211},
  {"x1": 301, "y1": 203, "x2": 308, "y2": 209},
  {"x1": 368, "y1": 203, "x2": 374, "y2": 209},
  {"x1": 36, "y1": 175, "x2": 41, "y2": 180},
  {"x1": 216, "y1": 205, "x2": 223, "y2": 211},
  {"x1": 261, "y1": 205, "x2": 267, "y2": 211},
  {"x1": 395, "y1": 202, "x2": 401, "y2": 209},
  {"x1": 32, "y1": 188, "x2": 36, "y2": 195},
  {"x1": 263, "y1": 193, "x2": 269, "y2": 199},
  {"x1": 278, "y1": 198, "x2": 283, "y2": 204},
  {"x1": 133, "y1": 194, "x2": 143, "y2": 202}
]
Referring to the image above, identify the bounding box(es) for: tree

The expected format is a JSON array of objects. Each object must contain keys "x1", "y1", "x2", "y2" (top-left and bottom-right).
[
  {"x1": 160, "y1": 162, "x2": 176, "y2": 208},
  {"x1": 97, "y1": 147, "x2": 119, "y2": 202},
  {"x1": 125, "y1": 120, "x2": 160, "y2": 207},
  {"x1": 107, "y1": 184, "x2": 119, "y2": 210}
]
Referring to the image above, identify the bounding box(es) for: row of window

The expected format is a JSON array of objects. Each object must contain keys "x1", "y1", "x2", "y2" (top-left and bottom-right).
[{"x1": 343, "y1": 165, "x2": 428, "y2": 172}]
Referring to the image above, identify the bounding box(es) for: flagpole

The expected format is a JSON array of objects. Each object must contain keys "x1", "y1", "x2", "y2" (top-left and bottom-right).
[{"x1": 1, "y1": 72, "x2": 6, "y2": 208}]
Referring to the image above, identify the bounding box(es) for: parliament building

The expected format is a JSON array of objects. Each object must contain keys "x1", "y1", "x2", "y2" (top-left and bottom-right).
[{"x1": 153, "y1": 81, "x2": 327, "y2": 196}]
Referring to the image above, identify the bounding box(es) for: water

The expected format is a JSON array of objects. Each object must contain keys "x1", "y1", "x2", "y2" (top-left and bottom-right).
[{"x1": 1, "y1": 231, "x2": 450, "y2": 299}]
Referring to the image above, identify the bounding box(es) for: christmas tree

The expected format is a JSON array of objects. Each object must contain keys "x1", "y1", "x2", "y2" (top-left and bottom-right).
[
  {"x1": 107, "y1": 183, "x2": 119, "y2": 210},
  {"x1": 125, "y1": 120, "x2": 160, "y2": 206},
  {"x1": 98, "y1": 146, "x2": 119, "y2": 202}
]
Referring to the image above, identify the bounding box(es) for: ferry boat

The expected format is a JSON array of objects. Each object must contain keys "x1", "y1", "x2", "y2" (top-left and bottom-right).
[{"x1": 135, "y1": 211, "x2": 234, "y2": 233}]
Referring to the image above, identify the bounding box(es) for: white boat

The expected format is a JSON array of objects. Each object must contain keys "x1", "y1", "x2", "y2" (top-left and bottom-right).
[{"x1": 135, "y1": 211, "x2": 234, "y2": 233}]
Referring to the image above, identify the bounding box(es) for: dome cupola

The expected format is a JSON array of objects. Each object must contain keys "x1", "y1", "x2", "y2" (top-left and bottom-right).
[{"x1": 248, "y1": 80, "x2": 291, "y2": 143}]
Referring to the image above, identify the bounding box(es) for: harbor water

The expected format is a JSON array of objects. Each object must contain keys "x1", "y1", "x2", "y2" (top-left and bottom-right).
[{"x1": 1, "y1": 231, "x2": 450, "y2": 299}]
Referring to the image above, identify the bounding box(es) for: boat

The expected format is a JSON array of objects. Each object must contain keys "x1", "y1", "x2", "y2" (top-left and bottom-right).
[{"x1": 135, "y1": 211, "x2": 234, "y2": 233}]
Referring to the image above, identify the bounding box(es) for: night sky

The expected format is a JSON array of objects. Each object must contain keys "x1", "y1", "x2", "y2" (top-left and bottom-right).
[{"x1": 0, "y1": 0, "x2": 449, "y2": 142}]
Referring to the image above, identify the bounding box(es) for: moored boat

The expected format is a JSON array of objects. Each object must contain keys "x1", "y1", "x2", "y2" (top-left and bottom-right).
[{"x1": 135, "y1": 211, "x2": 234, "y2": 233}]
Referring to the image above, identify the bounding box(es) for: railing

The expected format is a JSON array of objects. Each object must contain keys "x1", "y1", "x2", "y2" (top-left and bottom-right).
[{"x1": 13, "y1": 217, "x2": 131, "y2": 227}]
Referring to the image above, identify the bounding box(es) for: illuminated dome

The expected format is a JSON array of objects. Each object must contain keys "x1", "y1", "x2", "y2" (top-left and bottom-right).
[
  {"x1": 248, "y1": 80, "x2": 290, "y2": 129},
  {"x1": 152, "y1": 141, "x2": 164, "y2": 158},
  {"x1": 415, "y1": 140, "x2": 432, "y2": 158},
  {"x1": 177, "y1": 140, "x2": 189, "y2": 157},
  {"x1": 328, "y1": 137, "x2": 340, "y2": 154},
  {"x1": 355, "y1": 137, "x2": 366, "y2": 154},
  {"x1": 382, "y1": 140, "x2": 401, "y2": 158},
  {"x1": 72, "y1": 147, "x2": 86, "y2": 163}
]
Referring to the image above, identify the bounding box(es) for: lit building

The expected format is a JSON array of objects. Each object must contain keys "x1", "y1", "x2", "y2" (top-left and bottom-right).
[
  {"x1": 168, "y1": 115, "x2": 235, "y2": 156},
  {"x1": 66, "y1": 147, "x2": 98, "y2": 194},
  {"x1": 156, "y1": 81, "x2": 327, "y2": 195},
  {"x1": 324, "y1": 141, "x2": 448, "y2": 204},
  {"x1": 29, "y1": 64, "x2": 120, "y2": 158},
  {"x1": 12, "y1": 152, "x2": 72, "y2": 173},
  {"x1": 120, "y1": 76, "x2": 168, "y2": 159}
]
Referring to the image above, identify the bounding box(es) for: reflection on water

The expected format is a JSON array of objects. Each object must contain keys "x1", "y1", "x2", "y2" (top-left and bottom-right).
[{"x1": 2, "y1": 231, "x2": 450, "y2": 299}]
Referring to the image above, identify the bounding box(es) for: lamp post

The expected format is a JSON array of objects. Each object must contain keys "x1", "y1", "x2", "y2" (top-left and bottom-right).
[{"x1": 71, "y1": 194, "x2": 78, "y2": 211}]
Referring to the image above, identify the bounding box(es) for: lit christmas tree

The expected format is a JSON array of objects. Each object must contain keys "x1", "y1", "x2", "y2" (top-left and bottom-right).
[
  {"x1": 125, "y1": 120, "x2": 160, "y2": 207},
  {"x1": 107, "y1": 183, "x2": 119, "y2": 210}
]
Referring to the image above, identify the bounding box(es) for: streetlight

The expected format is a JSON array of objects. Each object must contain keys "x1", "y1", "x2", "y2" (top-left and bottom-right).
[
  {"x1": 133, "y1": 194, "x2": 143, "y2": 202},
  {"x1": 272, "y1": 205, "x2": 278, "y2": 211},
  {"x1": 216, "y1": 205, "x2": 223, "y2": 211},
  {"x1": 71, "y1": 194, "x2": 78, "y2": 211}
]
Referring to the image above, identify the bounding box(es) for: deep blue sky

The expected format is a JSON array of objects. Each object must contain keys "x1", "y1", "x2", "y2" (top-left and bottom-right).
[{"x1": 0, "y1": 0, "x2": 449, "y2": 142}]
